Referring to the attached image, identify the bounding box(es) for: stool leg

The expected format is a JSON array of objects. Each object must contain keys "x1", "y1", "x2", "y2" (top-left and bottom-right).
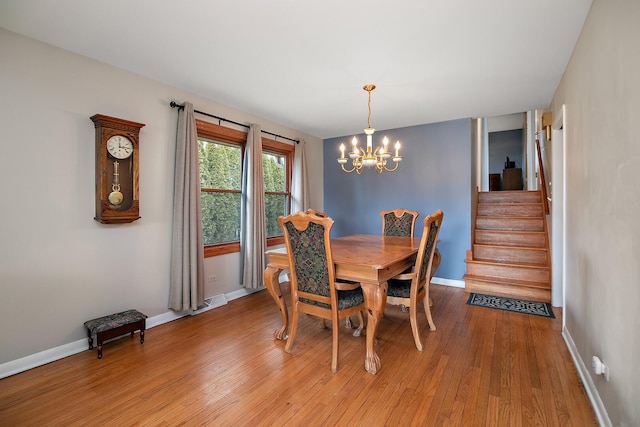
[
  {"x1": 140, "y1": 330, "x2": 145, "y2": 344},
  {"x1": 96, "y1": 332, "x2": 103, "y2": 359},
  {"x1": 87, "y1": 335, "x2": 93, "y2": 350}
]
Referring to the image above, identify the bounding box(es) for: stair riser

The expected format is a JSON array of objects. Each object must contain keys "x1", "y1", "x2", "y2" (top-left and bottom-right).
[
  {"x1": 464, "y1": 278, "x2": 551, "y2": 303},
  {"x1": 473, "y1": 245, "x2": 548, "y2": 265},
  {"x1": 479, "y1": 191, "x2": 541, "y2": 204},
  {"x1": 475, "y1": 230, "x2": 546, "y2": 247},
  {"x1": 466, "y1": 262, "x2": 550, "y2": 283},
  {"x1": 476, "y1": 217, "x2": 544, "y2": 231},
  {"x1": 477, "y1": 204, "x2": 543, "y2": 217}
]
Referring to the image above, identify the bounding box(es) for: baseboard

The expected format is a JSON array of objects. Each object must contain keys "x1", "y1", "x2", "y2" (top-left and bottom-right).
[
  {"x1": 0, "y1": 289, "x2": 261, "y2": 380},
  {"x1": 431, "y1": 277, "x2": 465, "y2": 288},
  {"x1": 225, "y1": 286, "x2": 263, "y2": 302},
  {"x1": 0, "y1": 339, "x2": 88, "y2": 380},
  {"x1": 562, "y1": 326, "x2": 611, "y2": 427}
]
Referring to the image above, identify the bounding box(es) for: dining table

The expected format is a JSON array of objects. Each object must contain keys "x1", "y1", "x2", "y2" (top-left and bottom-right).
[{"x1": 263, "y1": 234, "x2": 420, "y2": 375}]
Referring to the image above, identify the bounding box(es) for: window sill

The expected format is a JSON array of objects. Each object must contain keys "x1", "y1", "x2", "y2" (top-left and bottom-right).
[{"x1": 204, "y1": 236, "x2": 284, "y2": 258}]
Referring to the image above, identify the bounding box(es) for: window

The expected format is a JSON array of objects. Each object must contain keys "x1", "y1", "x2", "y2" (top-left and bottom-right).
[{"x1": 196, "y1": 120, "x2": 293, "y2": 257}]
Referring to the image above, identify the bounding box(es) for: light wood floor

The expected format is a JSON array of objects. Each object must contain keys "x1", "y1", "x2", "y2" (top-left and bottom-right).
[{"x1": 0, "y1": 284, "x2": 597, "y2": 426}]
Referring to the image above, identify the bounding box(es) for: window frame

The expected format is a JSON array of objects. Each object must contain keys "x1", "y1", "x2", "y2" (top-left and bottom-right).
[{"x1": 196, "y1": 119, "x2": 293, "y2": 257}]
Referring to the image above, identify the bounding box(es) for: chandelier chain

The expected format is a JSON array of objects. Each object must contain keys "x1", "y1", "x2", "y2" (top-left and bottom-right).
[{"x1": 367, "y1": 89, "x2": 372, "y2": 129}]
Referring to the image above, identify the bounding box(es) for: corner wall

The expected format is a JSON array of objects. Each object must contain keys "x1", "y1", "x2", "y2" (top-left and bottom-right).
[
  {"x1": 0, "y1": 29, "x2": 323, "y2": 365},
  {"x1": 550, "y1": 1, "x2": 640, "y2": 425}
]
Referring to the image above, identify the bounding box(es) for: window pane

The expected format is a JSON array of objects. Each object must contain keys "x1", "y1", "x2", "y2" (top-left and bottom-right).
[
  {"x1": 199, "y1": 139, "x2": 241, "y2": 190},
  {"x1": 263, "y1": 151, "x2": 287, "y2": 238},
  {"x1": 201, "y1": 192, "x2": 241, "y2": 245},
  {"x1": 263, "y1": 152, "x2": 285, "y2": 192},
  {"x1": 265, "y1": 193, "x2": 289, "y2": 237}
]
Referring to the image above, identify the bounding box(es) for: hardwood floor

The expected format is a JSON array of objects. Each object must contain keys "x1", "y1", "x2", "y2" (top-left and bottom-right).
[{"x1": 0, "y1": 284, "x2": 597, "y2": 426}]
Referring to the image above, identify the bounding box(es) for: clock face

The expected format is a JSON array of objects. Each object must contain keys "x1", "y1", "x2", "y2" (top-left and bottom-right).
[{"x1": 106, "y1": 135, "x2": 134, "y2": 159}]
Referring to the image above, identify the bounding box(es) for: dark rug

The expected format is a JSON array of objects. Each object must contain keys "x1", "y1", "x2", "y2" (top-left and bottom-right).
[{"x1": 467, "y1": 293, "x2": 555, "y2": 318}]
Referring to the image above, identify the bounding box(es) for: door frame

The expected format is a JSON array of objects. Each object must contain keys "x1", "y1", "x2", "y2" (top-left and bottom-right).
[{"x1": 550, "y1": 104, "x2": 566, "y2": 323}]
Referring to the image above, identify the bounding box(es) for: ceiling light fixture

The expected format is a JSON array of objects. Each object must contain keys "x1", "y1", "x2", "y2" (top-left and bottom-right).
[{"x1": 337, "y1": 84, "x2": 402, "y2": 174}]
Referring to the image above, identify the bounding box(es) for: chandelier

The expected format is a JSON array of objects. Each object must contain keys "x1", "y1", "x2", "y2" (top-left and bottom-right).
[{"x1": 337, "y1": 84, "x2": 402, "y2": 174}]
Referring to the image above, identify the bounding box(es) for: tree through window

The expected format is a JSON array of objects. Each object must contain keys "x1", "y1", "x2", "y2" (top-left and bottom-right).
[{"x1": 196, "y1": 120, "x2": 293, "y2": 257}]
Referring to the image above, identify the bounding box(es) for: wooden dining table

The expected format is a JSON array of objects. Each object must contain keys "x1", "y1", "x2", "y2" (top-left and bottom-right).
[{"x1": 263, "y1": 234, "x2": 420, "y2": 375}]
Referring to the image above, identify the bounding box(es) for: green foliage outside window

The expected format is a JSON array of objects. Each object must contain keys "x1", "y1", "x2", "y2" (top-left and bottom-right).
[{"x1": 198, "y1": 139, "x2": 288, "y2": 246}]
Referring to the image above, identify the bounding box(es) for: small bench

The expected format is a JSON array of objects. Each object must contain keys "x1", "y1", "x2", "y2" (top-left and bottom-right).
[{"x1": 84, "y1": 309, "x2": 147, "y2": 359}]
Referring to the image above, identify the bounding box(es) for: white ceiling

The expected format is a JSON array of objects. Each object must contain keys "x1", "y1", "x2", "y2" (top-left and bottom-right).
[{"x1": 0, "y1": 0, "x2": 592, "y2": 139}]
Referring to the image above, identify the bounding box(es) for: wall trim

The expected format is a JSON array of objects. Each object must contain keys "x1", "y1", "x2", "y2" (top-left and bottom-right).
[
  {"x1": 0, "y1": 288, "x2": 262, "y2": 380},
  {"x1": 432, "y1": 277, "x2": 465, "y2": 288},
  {"x1": 562, "y1": 326, "x2": 611, "y2": 427}
]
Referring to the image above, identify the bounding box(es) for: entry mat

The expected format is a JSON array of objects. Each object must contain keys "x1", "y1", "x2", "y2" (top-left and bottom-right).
[{"x1": 466, "y1": 293, "x2": 555, "y2": 318}]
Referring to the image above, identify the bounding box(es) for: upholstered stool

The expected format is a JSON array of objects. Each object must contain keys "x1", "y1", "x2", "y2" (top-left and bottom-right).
[{"x1": 84, "y1": 309, "x2": 147, "y2": 359}]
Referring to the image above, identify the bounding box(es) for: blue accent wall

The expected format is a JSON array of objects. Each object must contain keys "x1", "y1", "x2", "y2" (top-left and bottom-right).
[{"x1": 323, "y1": 119, "x2": 472, "y2": 280}]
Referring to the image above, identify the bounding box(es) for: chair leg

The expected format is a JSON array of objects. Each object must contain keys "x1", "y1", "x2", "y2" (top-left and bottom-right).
[
  {"x1": 352, "y1": 311, "x2": 364, "y2": 337},
  {"x1": 424, "y1": 294, "x2": 436, "y2": 332},
  {"x1": 409, "y1": 303, "x2": 423, "y2": 351},
  {"x1": 285, "y1": 311, "x2": 300, "y2": 353},
  {"x1": 345, "y1": 316, "x2": 352, "y2": 329},
  {"x1": 331, "y1": 315, "x2": 340, "y2": 373}
]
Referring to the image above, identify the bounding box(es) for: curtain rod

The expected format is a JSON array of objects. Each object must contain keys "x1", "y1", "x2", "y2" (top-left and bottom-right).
[{"x1": 170, "y1": 101, "x2": 299, "y2": 144}]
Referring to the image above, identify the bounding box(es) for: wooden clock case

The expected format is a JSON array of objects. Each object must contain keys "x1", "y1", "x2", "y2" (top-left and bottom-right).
[{"x1": 90, "y1": 114, "x2": 145, "y2": 224}]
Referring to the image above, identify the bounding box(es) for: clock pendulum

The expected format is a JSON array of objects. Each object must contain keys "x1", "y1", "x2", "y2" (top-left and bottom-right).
[{"x1": 108, "y1": 161, "x2": 124, "y2": 206}]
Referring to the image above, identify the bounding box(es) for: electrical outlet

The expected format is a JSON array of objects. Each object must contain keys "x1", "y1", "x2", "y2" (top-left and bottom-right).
[
  {"x1": 207, "y1": 274, "x2": 218, "y2": 284},
  {"x1": 592, "y1": 356, "x2": 610, "y2": 381}
]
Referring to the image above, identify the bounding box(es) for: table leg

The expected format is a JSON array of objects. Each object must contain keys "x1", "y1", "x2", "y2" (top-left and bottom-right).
[
  {"x1": 361, "y1": 281, "x2": 388, "y2": 375},
  {"x1": 264, "y1": 265, "x2": 289, "y2": 340}
]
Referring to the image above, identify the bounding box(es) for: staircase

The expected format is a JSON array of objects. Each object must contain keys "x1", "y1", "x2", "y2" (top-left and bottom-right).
[{"x1": 464, "y1": 190, "x2": 551, "y2": 302}]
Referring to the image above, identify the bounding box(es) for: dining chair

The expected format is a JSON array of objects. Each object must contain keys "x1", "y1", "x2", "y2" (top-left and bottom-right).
[
  {"x1": 380, "y1": 208, "x2": 420, "y2": 238},
  {"x1": 305, "y1": 208, "x2": 327, "y2": 218},
  {"x1": 386, "y1": 209, "x2": 444, "y2": 351},
  {"x1": 303, "y1": 208, "x2": 360, "y2": 331},
  {"x1": 278, "y1": 211, "x2": 366, "y2": 372}
]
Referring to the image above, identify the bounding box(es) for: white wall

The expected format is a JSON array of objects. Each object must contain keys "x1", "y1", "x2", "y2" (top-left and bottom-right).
[
  {"x1": 0, "y1": 29, "x2": 323, "y2": 364},
  {"x1": 550, "y1": 1, "x2": 639, "y2": 425}
]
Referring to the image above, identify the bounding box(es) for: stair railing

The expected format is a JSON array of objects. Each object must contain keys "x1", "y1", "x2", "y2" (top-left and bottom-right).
[{"x1": 535, "y1": 134, "x2": 550, "y2": 214}]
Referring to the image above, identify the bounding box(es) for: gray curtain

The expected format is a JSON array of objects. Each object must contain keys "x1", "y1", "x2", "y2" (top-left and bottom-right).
[
  {"x1": 291, "y1": 139, "x2": 310, "y2": 213},
  {"x1": 169, "y1": 102, "x2": 205, "y2": 311},
  {"x1": 240, "y1": 124, "x2": 266, "y2": 288}
]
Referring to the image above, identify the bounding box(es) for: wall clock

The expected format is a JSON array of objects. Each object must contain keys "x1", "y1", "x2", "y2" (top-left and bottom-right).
[{"x1": 90, "y1": 114, "x2": 145, "y2": 224}]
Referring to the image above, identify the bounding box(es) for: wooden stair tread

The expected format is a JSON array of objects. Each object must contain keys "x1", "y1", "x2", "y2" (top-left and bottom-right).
[
  {"x1": 472, "y1": 243, "x2": 548, "y2": 266},
  {"x1": 475, "y1": 216, "x2": 544, "y2": 231},
  {"x1": 478, "y1": 192, "x2": 541, "y2": 203},
  {"x1": 465, "y1": 258, "x2": 549, "y2": 270},
  {"x1": 471, "y1": 258, "x2": 547, "y2": 267},
  {"x1": 473, "y1": 243, "x2": 545, "y2": 251},
  {"x1": 476, "y1": 215, "x2": 543, "y2": 219},
  {"x1": 463, "y1": 273, "x2": 550, "y2": 290},
  {"x1": 475, "y1": 229, "x2": 545, "y2": 235},
  {"x1": 478, "y1": 203, "x2": 541, "y2": 207},
  {"x1": 474, "y1": 230, "x2": 547, "y2": 247}
]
